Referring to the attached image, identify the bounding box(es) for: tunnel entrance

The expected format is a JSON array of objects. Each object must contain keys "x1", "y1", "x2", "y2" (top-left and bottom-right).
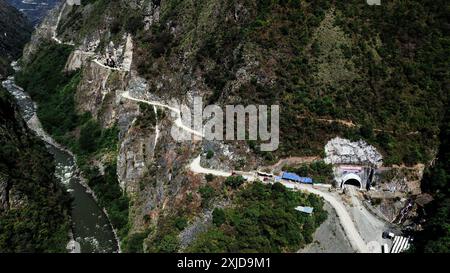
[
  {"x1": 340, "y1": 173, "x2": 363, "y2": 189},
  {"x1": 343, "y1": 179, "x2": 362, "y2": 188}
]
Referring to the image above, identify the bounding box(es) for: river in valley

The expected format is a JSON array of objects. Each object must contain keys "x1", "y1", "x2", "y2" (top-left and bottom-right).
[{"x1": 2, "y1": 76, "x2": 118, "y2": 253}]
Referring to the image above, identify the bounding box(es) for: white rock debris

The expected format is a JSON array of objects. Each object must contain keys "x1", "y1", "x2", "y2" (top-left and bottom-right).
[{"x1": 324, "y1": 137, "x2": 383, "y2": 167}]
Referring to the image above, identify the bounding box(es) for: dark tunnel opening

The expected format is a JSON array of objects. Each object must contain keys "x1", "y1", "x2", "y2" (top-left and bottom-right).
[{"x1": 343, "y1": 178, "x2": 362, "y2": 188}]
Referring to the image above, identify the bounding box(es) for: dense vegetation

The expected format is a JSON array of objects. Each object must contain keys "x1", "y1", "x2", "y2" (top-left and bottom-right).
[
  {"x1": 249, "y1": 0, "x2": 449, "y2": 165},
  {"x1": 16, "y1": 43, "x2": 130, "y2": 241},
  {"x1": 412, "y1": 109, "x2": 450, "y2": 252},
  {"x1": 0, "y1": 87, "x2": 71, "y2": 252},
  {"x1": 144, "y1": 214, "x2": 189, "y2": 253},
  {"x1": 0, "y1": 2, "x2": 69, "y2": 252},
  {"x1": 81, "y1": 160, "x2": 129, "y2": 238},
  {"x1": 15, "y1": 43, "x2": 80, "y2": 138},
  {"x1": 188, "y1": 182, "x2": 327, "y2": 253},
  {"x1": 129, "y1": 0, "x2": 449, "y2": 166}
]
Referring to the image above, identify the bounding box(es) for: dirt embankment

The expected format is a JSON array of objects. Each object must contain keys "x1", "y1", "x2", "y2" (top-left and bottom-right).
[{"x1": 299, "y1": 203, "x2": 354, "y2": 253}]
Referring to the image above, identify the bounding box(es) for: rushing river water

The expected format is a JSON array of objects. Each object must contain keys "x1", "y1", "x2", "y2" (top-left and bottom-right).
[{"x1": 2, "y1": 76, "x2": 118, "y2": 253}]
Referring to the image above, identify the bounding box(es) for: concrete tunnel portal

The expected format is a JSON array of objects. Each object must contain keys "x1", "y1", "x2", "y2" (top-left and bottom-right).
[{"x1": 341, "y1": 173, "x2": 363, "y2": 189}]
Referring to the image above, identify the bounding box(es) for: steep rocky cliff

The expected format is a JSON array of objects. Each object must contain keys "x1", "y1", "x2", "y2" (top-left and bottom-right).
[
  {"x1": 0, "y1": 0, "x2": 71, "y2": 253},
  {"x1": 0, "y1": 0, "x2": 32, "y2": 78},
  {"x1": 17, "y1": 0, "x2": 449, "y2": 252},
  {"x1": 0, "y1": 86, "x2": 71, "y2": 252}
]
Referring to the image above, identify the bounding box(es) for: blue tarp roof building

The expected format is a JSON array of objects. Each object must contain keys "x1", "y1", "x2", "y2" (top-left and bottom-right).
[{"x1": 282, "y1": 172, "x2": 313, "y2": 184}]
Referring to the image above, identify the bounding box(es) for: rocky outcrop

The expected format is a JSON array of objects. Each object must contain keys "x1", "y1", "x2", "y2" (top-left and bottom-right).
[
  {"x1": 117, "y1": 115, "x2": 156, "y2": 194},
  {"x1": 143, "y1": 0, "x2": 161, "y2": 30},
  {"x1": 22, "y1": 2, "x2": 62, "y2": 64},
  {"x1": 75, "y1": 61, "x2": 129, "y2": 127},
  {"x1": 377, "y1": 168, "x2": 424, "y2": 195},
  {"x1": 178, "y1": 210, "x2": 213, "y2": 250},
  {"x1": 325, "y1": 137, "x2": 383, "y2": 167},
  {"x1": 65, "y1": 50, "x2": 95, "y2": 71}
]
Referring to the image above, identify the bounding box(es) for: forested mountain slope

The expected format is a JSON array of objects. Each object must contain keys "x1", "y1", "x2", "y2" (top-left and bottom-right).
[
  {"x1": 0, "y1": 0, "x2": 32, "y2": 78},
  {"x1": 28, "y1": 0, "x2": 450, "y2": 165},
  {"x1": 0, "y1": 0, "x2": 70, "y2": 253},
  {"x1": 16, "y1": 0, "x2": 449, "y2": 252},
  {"x1": 0, "y1": 87, "x2": 71, "y2": 252},
  {"x1": 412, "y1": 108, "x2": 450, "y2": 253}
]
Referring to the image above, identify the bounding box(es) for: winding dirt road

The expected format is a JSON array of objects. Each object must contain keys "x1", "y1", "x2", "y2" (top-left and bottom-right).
[
  {"x1": 190, "y1": 156, "x2": 233, "y2": 177},
  {"x1": 295, "y1": 183, "x2": 369, "y2": 253},
  {"x1": 122, "y1": 91, "x2": 204, "y2": 138},
  {"x1": 120, "y1": 91, "x2": 372, "y2": 253},
  {"x1": 38, "y1": 1, "x2": 372, "y2": 253}
]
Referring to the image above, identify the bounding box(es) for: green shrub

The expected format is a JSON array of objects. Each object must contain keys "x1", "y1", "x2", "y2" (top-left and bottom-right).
[
  {"x1": 123, "y1": 231, "x2": 150, "y2": 253},
  {"x1": 224, "y1": 176, "x2": 245, "y2": 189},
  {"x1": 156, "y1": 235, "x2": 179, "y2": 253},
  {"x1": 206, "y1": 150, "x2": 214, "y2": 159},
  {"x1": 79, "y1": 120, "x2": 102, "y2": 153},
  {"x1": 199, "y1": 185, "x2": 216, "y2": 207},
  {"x1": 86, "y1": 163, "x2": 129, "y2": 237},
  {"x1": 205, "y1": 174, "x2": 215, "y2": 182},
  {"x1": 174, "y1": 217, "x2": 188, "y2": 231},
  {"x1": 212, "y1": 208, "x2": 226, "y2": 227},
  {"x1": 188, "y1": 182, "x2": 327, "y2": 253},
  {"x1": 125, "y1": 15, "x2": 144, "y2": 35}
]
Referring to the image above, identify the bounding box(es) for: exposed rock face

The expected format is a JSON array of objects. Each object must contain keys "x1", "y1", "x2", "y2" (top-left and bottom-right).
[
  {"x1": 144, "y1": 0, "x2": 161, "y2": 30},
  {"x1": 325, "y1": 137, "x2": 383, "y2": 167},
  {"x1": 22, "y1": 3, "x2": 63, "y2": 63},
  {"x1": 116, "y1": 75, "x2": 149, "y2": 193},
  {"x1": 122, "y1": 35, "x2": 134, "y2": 71},
  {"x1": 65, "y1": 50, "x2": 95, "y2": 71},
  {"x1": 75, "y1": 62, "x2": 130, "y2": 127},
  {"x1": 117, "y1": 113, "x2": 155, "y2": 194},
  {"x1": 376, "y1": 166, "x2": 424, "y2": 195}
]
